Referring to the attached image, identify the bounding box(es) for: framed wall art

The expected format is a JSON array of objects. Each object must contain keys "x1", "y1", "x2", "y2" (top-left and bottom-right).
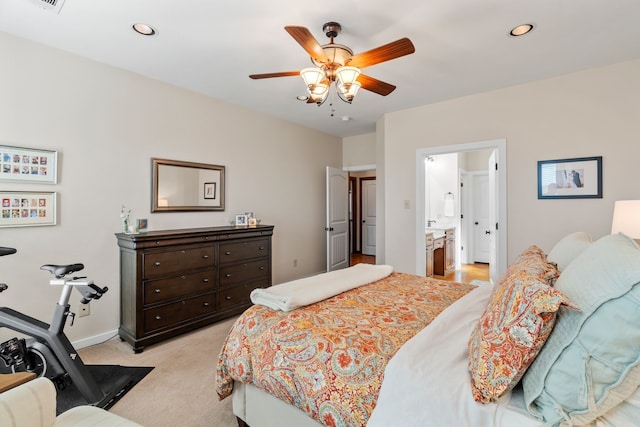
[
  {"x1": 204, "y1": 182, "x2": 217, "y2": 200},
  {"x1": 0, "y1": 145, "x2": 58, "y2": 184},
  {"x1": 537, "y1": 156, "x2": 602, "y2": 199},
  {"x1": 0, "y1": 191, "x2": 57, "y2": 227}
]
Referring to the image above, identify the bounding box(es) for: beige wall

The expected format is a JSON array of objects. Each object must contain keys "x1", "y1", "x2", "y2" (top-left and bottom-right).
[
  {"x1": 343, "y1": 133, "x2": 375, "y2": 168},
  {"x1": 0, "y1": 32, "x2": 341, "y2": 346},
  {"x1": 381, "y1": 59, "x2": 640, "y2": 274}
]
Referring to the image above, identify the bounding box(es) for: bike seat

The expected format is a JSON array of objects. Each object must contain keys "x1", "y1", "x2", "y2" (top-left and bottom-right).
[
  {"x1": 0, "y1": 247, "x2": 17, "y2": 257},
  {"x1": 40, "y1": 263, "x2": 85, "y2": 278}
]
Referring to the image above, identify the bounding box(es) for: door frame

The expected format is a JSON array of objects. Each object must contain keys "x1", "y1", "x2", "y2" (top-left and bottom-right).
[
  {"x1": 415, "y1": 139, "x2": 507, "y2": 281},
  {"x1": 349, "y1": 176, "x2": 357, "y2": 254}
]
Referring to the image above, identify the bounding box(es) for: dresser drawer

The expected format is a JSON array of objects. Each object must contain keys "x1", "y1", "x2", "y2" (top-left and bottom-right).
[
  {"x1": 219, "y1": 239, "x2": 269, "y2": 264},
  {"x1": 144, "y1": 293, "x2": 216, "y2": 332},
  {"x1": 143, "y1": 246, "x2": 215, "y2": 278},
  {"x1": 219, "y1": 259, "x2": 269, "y2": 288},
  {"x1": 218, "y1": 280, "x2": 268, "y2": 310},
  {"x1": 143, "y1": 270, "x2": 216, "y2": 305}
]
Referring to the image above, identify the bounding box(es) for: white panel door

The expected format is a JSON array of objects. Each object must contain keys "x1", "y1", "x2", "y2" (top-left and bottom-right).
[
  {"x1": 472, "y1": 173, "x2": 490, "y2": 263},
  {"x1": 326, "y1": 167, "x2": 349, "y2": 272},
  {"x1": 361, "y1": 179, "x2": 377, "y2": 256}
]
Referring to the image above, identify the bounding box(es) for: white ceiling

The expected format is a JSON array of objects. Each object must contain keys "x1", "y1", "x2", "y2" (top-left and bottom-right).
[{"x1": 1, "y1": 0, "x2": 639, "y2": 138}]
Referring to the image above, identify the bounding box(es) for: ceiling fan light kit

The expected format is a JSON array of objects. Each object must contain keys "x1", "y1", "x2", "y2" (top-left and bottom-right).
[{"x1": 250, "y1": 21, "x2": 415, "y2": 108}]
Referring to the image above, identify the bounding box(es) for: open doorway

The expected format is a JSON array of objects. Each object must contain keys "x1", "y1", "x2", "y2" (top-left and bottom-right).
[
  {"x1": 416, "y1": 139, "x2": 507, "y2": 283},
  {"x1": 348, "y1": 170, "x2": 376, "y2": 265}
]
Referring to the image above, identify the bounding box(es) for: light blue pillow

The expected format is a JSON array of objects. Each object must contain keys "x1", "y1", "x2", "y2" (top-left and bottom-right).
[{"x1": 523, "y1": 233, "x2": 640, "y2": 426}]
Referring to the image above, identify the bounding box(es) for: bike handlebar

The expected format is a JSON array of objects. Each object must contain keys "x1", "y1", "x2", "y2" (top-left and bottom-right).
[
  {"x1": 0, "y1": 247, "x2": 17, "y2": 257},
  {"x1": 77, "y1": 283, "x2": 109, "y2": 304}
]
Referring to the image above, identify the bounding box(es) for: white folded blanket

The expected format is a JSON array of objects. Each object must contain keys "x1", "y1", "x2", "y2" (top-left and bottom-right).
[{"x1": 250, "y1": 263, "x2": 394, "y2": 312}]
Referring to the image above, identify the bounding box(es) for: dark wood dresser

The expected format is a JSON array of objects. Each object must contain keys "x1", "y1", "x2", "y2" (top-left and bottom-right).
[{"x1": 115, "y1": 225, "x2": 273, "y2": 352}]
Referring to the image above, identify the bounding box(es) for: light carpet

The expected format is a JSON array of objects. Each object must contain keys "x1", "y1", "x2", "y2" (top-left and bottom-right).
[{"x1": 78, "y1": 316, "x2": 238, "y2": 427}]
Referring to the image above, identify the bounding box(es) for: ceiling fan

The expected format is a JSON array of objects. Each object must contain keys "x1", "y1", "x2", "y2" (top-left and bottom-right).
[{"x1": 249, "y1": 22, "x2": 415, "y2": 105}]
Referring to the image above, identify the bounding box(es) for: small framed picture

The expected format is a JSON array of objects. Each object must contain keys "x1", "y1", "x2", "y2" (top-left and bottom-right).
[
  {"x1": 204, "y1": 182, "x2": 217, "y2": 200},
  {"x1": 136, "y1": 218, "x2": 148, "y2": 233},
  {"x1": 248, "y1": 217, "x2": 257, "y2": 228},
  {"x1": 235, "y1": 214, "x2": 247, "y2": 226}
]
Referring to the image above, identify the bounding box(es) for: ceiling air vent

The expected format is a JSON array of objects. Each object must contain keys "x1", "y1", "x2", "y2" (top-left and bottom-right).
[{"x1": 24, "y1": 0, "x2": 66, "y2": 14}]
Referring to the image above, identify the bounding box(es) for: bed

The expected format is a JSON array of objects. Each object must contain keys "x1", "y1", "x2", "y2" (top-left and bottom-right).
[{"x1": 216, "y1": 232, "x2": 640, "y2": 427}]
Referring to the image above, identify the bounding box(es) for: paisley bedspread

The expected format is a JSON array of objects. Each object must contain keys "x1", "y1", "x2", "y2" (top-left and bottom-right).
[{"x1": 216, "y1": 272, "x2": 476, "y2": 427}]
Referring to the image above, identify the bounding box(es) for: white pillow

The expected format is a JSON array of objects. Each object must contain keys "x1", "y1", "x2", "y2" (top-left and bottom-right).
[
  {"x1": 547, "y1": 231, "x2": 592, "y2": 272},
  {"x1": 594, "y1": 384, "x2": 640, "y2": 426}
]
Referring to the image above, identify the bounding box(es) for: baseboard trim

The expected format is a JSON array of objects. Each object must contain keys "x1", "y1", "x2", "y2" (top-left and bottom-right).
[{"x1": 72, "y1": 329, "x2": 119, "y2": 349}]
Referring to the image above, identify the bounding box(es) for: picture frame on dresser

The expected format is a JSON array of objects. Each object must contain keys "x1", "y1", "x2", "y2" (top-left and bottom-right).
[{"x1": 537, "y1": 156, "x2": 602, "y2": 199}]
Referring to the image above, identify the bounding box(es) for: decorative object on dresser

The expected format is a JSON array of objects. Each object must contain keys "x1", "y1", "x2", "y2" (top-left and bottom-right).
[{"x1": 115, "y1": 225, "x2": 273, "y2": 352}]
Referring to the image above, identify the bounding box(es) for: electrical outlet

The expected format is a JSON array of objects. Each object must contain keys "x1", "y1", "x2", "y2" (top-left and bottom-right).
[{"x1": 78, "y1": 302, "x2": 90, "y2": 317}]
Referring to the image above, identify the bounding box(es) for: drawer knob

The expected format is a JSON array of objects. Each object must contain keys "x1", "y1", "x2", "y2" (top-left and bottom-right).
[
  {"x1": 154, "y1": 289, "x2": 161, "y2": 294},
  {"x1": 259, "y1": 246, "x2": 265, "y2": 250},
  {"x1": 225, "y1": 296, "x2": 232, "y2": 300},
  {"x1": 154, "y1": 262, "x2": 161, "y2": 267},
  {"x1": 204, "y1": 236, "x2": 209, "y2": 240},
  {"x1": 181, "y1": 250, "x2": 186, "y2": 254},
  {"x1": 155, "y1": 315, "x2": 161, "y2": 320},
  {"x1": 203, "y1": 255, "x2": 209, "y2": 259},
  {"x1": 203, "y1": 302, "x2": 210, "y2": 307},
  {"x1": 203, "y1": 278, "x2": 209, "y2": 283},
  {"x1": 155, "y1": 241, "x2": 161, "y2": 245},
  {"x1": 225, "y1": 274, "x2": 232, "y2": 278},
  {"x1": 225, "y1": 251, "x2": 231, "y2": 255},
  {"x1": 181, "y1": 275, "x2": 186, "y2": 280},
  {"x1": 259, "y1": 266, "x2": 265, "y2": 270}
]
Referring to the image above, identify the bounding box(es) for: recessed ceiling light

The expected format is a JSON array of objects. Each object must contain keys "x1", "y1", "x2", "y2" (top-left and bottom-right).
[
  {"x1": 509, "y1": 24, "x2": 534, "y2": 37},
  {"x1": 132, "y1": 23, "x2": 157, "y2": 36}
]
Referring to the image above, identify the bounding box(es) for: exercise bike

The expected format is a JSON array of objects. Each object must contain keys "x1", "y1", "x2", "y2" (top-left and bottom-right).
[{"x1": 0, "y1": 246, "x2": 109, "y2": 405}]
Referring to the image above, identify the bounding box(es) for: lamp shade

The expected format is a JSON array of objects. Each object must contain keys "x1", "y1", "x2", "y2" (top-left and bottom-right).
[
  {"x1": 335, "y1": 66, "x2": 361, "y2": 86},
  {"x1": 300, "y1": 67, "x2": 328, "y2": 95},
  {"x1": 611, "y1": 200, "x2": 640, "y2": 239}
]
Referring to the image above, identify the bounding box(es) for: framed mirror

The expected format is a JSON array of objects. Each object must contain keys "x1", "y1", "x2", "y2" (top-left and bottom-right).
[{"x1": 151, "y1": 158, "x2": 225, "y2": 212}]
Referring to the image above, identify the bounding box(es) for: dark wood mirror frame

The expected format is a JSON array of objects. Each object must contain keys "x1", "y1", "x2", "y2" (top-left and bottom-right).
[{"x1": 151, "y1": 158, "x2": 225, "y2": 212}]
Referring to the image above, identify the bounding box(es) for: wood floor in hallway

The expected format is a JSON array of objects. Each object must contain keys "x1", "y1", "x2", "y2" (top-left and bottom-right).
[{"x1": 350, "y1": 253, "x2": 489, "y2": 284}]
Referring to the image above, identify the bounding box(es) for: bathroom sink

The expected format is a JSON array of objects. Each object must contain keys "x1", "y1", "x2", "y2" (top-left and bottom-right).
[{"x1": 425, "y1": 229, "x2": 446, "y2": 239}]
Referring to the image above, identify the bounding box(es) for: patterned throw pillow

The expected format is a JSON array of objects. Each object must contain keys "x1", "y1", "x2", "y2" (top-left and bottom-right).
[{"x1": 468, "y1": 245, "x2": 573, "y2": 403}]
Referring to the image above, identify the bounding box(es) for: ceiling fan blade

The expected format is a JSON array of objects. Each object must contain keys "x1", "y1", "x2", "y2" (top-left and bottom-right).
[
  {"x1": 285, "y1": 26, "x2": 329, "y2": 63},
  {"x1": 249, "y1": 71, "x2": 300, "y2": 79},
  {"x1": 358, "y1": 74, "x2": 396, "y2": 96},
  {"x1": 348, "y1": 38, "x2": 415, "y2": 68}
]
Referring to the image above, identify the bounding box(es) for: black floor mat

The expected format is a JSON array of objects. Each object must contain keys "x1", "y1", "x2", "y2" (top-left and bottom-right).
[{"x1": 55, "y1": 364, "x2": 153, "y2": 415}]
